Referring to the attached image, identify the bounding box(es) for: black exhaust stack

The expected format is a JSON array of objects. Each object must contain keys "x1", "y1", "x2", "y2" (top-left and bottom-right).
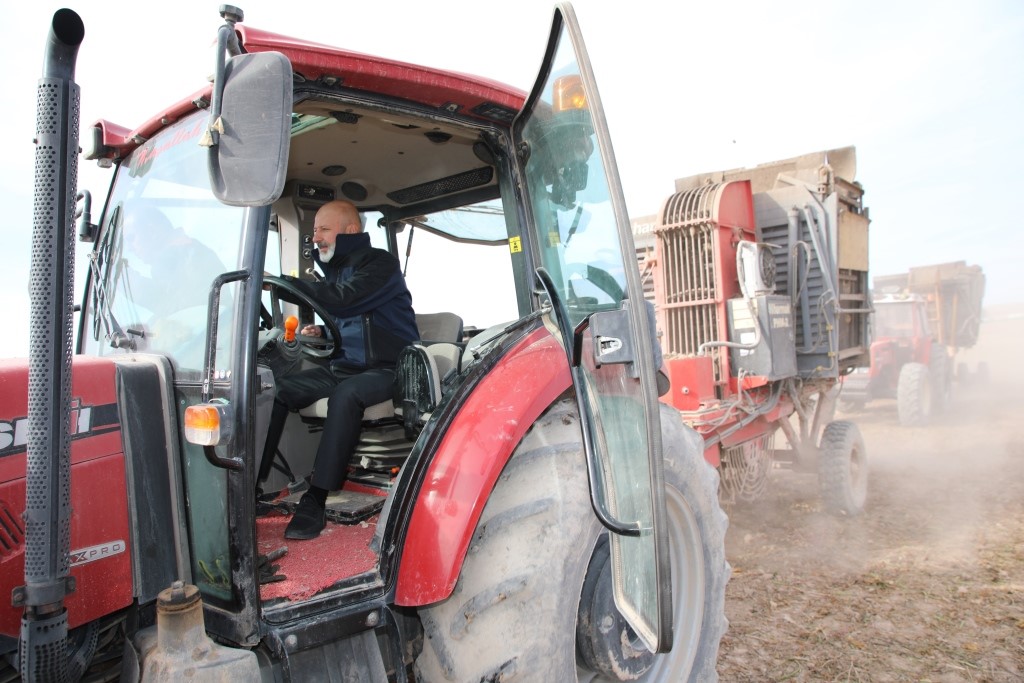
[{"x1": 17, "y1": 8, "x2": 85, "y2": 681}]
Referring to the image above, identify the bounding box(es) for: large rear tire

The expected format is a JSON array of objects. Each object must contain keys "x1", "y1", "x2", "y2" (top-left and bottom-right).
[
  {"x1": 896, "y1": 362, "x2": 931, "y2": 426},
  {"x1": 818, "y1": 420, "x2": 868, "y2": 516},
  {"x1": 414, "y1": 399, "x2": 729, "y2": 682}
]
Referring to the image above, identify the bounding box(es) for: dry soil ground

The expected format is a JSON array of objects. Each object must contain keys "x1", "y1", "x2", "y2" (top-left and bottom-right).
[{"x1": 716, "y1": 304, "x2": 1024, "y2": 682}]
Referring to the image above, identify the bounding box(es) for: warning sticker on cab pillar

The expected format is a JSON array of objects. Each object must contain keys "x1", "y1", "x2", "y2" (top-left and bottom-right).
[{"x1": 509, "y1": 236, "x2": 522, "y2": 253}]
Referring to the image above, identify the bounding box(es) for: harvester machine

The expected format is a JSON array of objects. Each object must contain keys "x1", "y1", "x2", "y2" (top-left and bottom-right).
[{"x1": 636, "y1": 146, "x2": 872, "y2": 512}]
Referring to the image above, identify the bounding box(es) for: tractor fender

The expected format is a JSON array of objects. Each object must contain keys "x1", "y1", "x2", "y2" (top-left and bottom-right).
[{"x1": 394, "y1": 327, "x2": 571, "y2": 606}]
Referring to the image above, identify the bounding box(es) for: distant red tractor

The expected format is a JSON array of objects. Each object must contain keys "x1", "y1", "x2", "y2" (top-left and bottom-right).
[{"x1": 841, "y1": 262, "x2": 985, "y2": 426}]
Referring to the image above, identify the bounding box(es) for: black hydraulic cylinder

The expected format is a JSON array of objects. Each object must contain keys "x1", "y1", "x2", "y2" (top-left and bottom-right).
[{"x1": 20, "y1": 8, "x2": 85, "y2": 682}]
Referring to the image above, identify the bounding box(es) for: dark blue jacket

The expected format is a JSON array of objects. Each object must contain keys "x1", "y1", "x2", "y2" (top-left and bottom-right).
[{"x1": 286, "y1": 233, "x2": 419, "y2": 370}]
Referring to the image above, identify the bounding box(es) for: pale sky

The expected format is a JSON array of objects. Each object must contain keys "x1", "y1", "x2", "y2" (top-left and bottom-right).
[{"x1": 1, "y1": 0, "x2": 1021, "y2": 358}]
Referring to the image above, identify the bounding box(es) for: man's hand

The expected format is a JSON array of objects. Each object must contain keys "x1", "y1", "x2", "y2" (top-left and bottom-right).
[{"x1": 301, "y1": 324, "x2": 322, "y2": 337}]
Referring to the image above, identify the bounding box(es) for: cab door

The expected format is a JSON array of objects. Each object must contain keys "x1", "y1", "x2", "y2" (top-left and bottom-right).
[{"x1": 513, "y1": 3, "x2": 672, "y2": 652}]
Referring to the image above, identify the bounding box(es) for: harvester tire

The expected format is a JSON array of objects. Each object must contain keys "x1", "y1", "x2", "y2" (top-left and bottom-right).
[
  {"x1": 897, "y1": 362, "x2": 931, "y2": 426},
  {"x1": 414, "y1": 398, "x2": 729, "y2": 682},
  {"x1": 818, "y1": 420, "x2": 868, "y2": 516}
]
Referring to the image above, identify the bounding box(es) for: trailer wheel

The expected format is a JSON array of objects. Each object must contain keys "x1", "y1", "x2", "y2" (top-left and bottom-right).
[
  {"x1": 414, "y1": 399, "x2": 729, "y2": 683},
  {"x1": 897, "y1": 362, "x2": 931, "y2": 426},
  {"x1": 818, "y1": 420, "x2": 868, "y2": 516}
]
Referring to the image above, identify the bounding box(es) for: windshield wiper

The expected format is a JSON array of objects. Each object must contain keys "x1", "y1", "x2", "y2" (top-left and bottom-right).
[
  {"x1": 87, "y1": 250, "x2": 141, "y2": 350},
  {"x1": 87, "y1": 203, "x2": 143, "y2": 350}
]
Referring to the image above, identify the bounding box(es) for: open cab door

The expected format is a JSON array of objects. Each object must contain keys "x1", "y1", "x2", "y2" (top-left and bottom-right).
[{"x1": 514, "y1": 3, "x2": 672, "y2": 652}]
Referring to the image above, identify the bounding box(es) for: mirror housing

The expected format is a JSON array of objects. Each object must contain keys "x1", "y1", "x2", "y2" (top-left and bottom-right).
[{"x1": 206, "y1": 51, "x2": 292, "y2": 206}]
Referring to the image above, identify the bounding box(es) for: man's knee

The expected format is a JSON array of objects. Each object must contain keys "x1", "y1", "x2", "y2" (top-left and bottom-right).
[
  {"x1": 327, "y1": 371, "x2": 393, "y2": 413},
  {"x1": 326, "y1": 382, "x2": 366, "y2": 415}
]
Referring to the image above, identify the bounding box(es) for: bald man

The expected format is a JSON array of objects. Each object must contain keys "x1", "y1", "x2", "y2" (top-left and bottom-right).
[{"x1": 260, "y1": 200, "x2": 419, "y2": 539}]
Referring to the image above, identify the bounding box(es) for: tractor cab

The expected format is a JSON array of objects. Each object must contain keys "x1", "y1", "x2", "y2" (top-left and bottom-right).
[{"x1": 56, "y1": 4, "x2": 683, "y2": 678}]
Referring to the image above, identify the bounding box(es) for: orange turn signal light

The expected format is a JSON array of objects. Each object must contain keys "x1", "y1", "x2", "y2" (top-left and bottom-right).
[{"x1": 184, "y1": 400, "x2": 233, "y2": 446}]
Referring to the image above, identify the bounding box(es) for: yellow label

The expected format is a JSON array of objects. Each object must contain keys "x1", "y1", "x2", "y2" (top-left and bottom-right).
[
  {"x1": 509, "y1": 236, "x2": 523, "y2": 253},
  {"x1": 547, "y1": 231, "x2": 560, "y2": 247}
]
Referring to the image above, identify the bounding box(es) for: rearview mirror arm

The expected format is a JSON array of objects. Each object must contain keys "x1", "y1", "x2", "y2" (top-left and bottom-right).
[{"x1": 204, "y1": 5, "x2": 245, "y2": 148}]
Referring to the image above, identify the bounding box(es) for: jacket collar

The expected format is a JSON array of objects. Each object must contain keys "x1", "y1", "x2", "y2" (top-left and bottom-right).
[{"x1": 314, "y1": 232, "x2": 372, "y2": 268}]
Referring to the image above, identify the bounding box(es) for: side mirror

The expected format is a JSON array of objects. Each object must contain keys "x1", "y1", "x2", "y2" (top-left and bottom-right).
[{"x1": 206, "y1": 51, "x2": 293, "y2": 206}]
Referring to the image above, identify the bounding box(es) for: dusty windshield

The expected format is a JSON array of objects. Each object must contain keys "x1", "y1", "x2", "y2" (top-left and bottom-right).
[
  {"x1": 83, "y1": 111, "x2": 244, "y2": 376},
  {"x1": 873, "y1": 302, "x2": 915, "y2": 338}
]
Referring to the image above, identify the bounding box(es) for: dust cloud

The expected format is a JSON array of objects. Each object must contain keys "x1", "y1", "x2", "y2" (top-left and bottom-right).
[{"x1": 717, "y1": 302, "x2": 1024, "y2": 682}]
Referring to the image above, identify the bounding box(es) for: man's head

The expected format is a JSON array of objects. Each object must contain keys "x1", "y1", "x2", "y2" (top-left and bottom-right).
[
  {"x1": 125, "y1": 205, "x2": 177, "y2": 265},
  {"x1": 313, "y1": 200, "x2": 363, "y2": 262}
]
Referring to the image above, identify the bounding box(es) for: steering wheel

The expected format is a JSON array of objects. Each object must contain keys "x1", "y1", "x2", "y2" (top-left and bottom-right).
[
  {"x1": 563, "y1": 262, "x2": 625, "y2": 305},
  {"x1": 261, "y1": 275, "x2": 342, "y2": 359}
]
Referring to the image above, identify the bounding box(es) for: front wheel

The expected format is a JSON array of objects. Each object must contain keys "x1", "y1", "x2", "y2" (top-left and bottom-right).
[
  {"x1": 414, "y1": 399, "x2": 729, "y2": 682},
  {"x1": 818, "y1": 420, "x2": 868, "y2": 516}
]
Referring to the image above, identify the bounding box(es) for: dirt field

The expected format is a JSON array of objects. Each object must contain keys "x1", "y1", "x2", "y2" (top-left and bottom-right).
[{"x1": 716, "y1": 304, "x2": 1024, "y2": 682}]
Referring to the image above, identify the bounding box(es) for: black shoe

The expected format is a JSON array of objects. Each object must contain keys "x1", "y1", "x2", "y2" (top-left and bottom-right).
[{"x1": 285, "y1": 493, "x2": 326, "y2": 540}]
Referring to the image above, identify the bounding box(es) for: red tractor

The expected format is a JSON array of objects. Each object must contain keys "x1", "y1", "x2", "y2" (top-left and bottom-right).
[
  {"x1": 841, "y1": 262, "x2": 985, "y2": 426},
  {"x1": 635, "y1": 147, "x2": 872, "y2": 511},
  {"x1": 3, "y1": 5, "x2": 729, "y2": 681}
]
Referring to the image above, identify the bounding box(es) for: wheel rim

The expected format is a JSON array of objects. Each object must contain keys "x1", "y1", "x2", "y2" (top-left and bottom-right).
[{"x1": 578, "y1": 485, "x2": 705, "y2": 682}]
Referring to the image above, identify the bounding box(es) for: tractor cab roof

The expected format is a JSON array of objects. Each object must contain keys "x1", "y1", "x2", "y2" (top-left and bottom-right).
[{"x1": 86, "y1": 23, "x2": 526, "y2": 167}]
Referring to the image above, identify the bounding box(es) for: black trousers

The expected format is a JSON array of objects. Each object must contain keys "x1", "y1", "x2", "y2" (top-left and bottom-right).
[{"x1": 260, "y1": 364, "x2": 395, "y2": 491}]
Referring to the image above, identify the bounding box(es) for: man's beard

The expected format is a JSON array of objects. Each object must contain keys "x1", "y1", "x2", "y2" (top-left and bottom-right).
[{"x1": 318, "y1": 242, "x2": 335, "y2": 262}]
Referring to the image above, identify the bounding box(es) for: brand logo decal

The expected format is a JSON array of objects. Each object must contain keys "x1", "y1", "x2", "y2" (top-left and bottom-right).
[
  {"x1": 70, "y1": 540, "x2": 127, "y2": 567},
  {"x1": 0, "y1": 399, "x2": 120, "y2": 459}
]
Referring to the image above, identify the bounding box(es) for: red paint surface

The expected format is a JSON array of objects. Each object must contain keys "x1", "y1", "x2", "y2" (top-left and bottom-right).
[
  {"x1": 0, "y1": 357, "x2": 131, "y2": 637},
  {"x1": 662, "y1": 356, "x2": 715, "y2": 412},
  {"x1": 395, "y1": 328, "x2": 571, "y2": 606}
]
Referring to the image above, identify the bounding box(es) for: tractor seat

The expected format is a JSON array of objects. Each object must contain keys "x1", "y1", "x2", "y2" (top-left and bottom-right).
[{"x1": 297, "y1": 312, "x2": 463, "y2": 424}]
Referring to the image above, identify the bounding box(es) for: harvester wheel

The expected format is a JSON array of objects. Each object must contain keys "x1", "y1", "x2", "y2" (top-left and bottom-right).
[
  {"x1": 818, "y1": 420, "x2": 868, "y2": 516},
  {"x1": 897, "y1": 362, "x2": 932, "y2": 426},
  {"x1": 414, "y1": 399, "x2": 729, "y2": 682}
]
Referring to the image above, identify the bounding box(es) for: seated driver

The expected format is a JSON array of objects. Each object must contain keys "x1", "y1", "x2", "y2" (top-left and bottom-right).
[{"x1": 261, "y1": 199, "x2": 419, "y2": 540}]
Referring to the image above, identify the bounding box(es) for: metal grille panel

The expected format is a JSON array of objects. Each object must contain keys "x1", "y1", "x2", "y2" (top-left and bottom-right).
[{"x1": 656, "y1": 184, "x2": 724, "y2": 383}]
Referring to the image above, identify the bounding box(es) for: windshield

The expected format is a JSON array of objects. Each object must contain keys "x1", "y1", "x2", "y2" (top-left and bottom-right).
[
  {"x1": 82, "y1": 112, "x2": 244, "y2": 377},
  {"x1": 81, "y1": 110, "x2": 245, "y2": 607},
  {"x1": 873, "y1": 302, "x2": 915, "y2": 338}
]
